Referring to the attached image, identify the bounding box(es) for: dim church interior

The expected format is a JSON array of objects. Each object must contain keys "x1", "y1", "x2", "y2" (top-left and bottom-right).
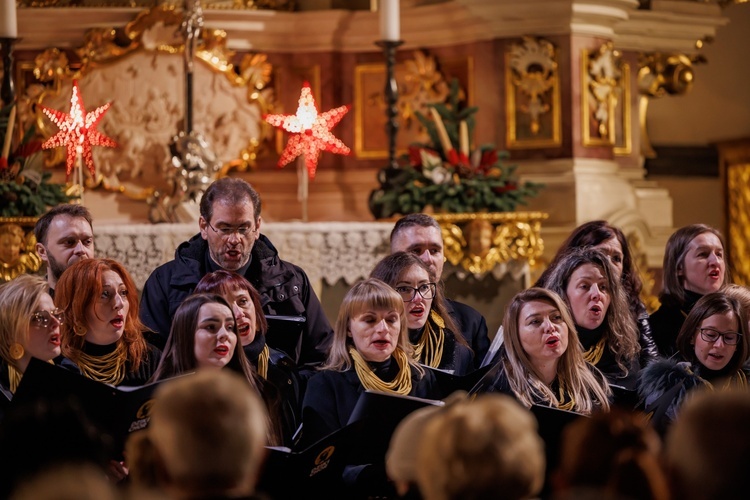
[{"x1": 2, "y1": 0, "x2": 750, "y2": 334}]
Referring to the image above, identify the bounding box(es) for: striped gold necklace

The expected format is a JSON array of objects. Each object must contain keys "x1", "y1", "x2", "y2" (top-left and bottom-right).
[{"x1": 413, "y1": 310, "x2": 445, "y2": 368}]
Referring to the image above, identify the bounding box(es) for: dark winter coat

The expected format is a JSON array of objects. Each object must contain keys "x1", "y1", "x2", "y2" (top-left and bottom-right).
[{"x1": 139, "y1": 233, "x2": 333, "y2": 365}]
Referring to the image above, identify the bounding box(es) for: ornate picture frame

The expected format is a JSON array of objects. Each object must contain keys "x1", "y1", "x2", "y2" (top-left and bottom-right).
[
  {"x1": 354, "y1": 51, "x2": 473, "y2": 160},
  {"x1": 505, "y1": 36, "x2": 561, "y2": 149}
]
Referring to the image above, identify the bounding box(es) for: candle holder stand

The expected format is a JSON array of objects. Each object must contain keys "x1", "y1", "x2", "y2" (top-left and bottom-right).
[
  {"x1": 0, "y1": 37, "x2": 16, "y2": 106},
  {"x1": 375, "y1": 39, "x2": 404, "y2": 177}
]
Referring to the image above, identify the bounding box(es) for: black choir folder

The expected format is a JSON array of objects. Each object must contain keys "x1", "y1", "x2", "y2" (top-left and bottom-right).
[
  {"x1": 426, "y1": 363, "x2": 498, "y2": 398},
  {"x1": 259, "y1": 390, "x2": 443, "y2": 497},
  {"x1": 264, "y1": 314, "x2": 306, "y2": 361},
  {"x1": 8, "y1": 358, "x2": 180, "y2": 458}
]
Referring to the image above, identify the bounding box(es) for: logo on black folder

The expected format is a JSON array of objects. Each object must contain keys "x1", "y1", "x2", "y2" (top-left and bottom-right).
[
  {"x1": 129, "y1": 399, "x2": 154, "y2": 432},
  {"x1": 310, "y1": 445, "x2": 335, "y2": 477}
]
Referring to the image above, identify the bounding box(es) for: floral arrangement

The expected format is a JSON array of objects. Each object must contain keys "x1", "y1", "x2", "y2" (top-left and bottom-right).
[
  {"x1": 1, "y1": 103, "x2": 74, "y2": 217},
  {"x1": 369, "y1": 81, "x2": 541, "y2": 219}
]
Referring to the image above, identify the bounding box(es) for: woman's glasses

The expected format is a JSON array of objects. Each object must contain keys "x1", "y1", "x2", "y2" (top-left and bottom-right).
[
  {"x1": 699, "y1": 327, "x2": 741, "y2": 346},
  {"x1": 394, "y1": 283, "x2": 437, "y2": 302},
  {"x1": 31, "y1": 308, "x2": 65, "y2": 328}
]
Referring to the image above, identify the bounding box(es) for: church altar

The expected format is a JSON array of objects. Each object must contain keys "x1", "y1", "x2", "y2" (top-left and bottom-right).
[{"x1": 94, "y1": 220, "x2": 533, "y2": 297}]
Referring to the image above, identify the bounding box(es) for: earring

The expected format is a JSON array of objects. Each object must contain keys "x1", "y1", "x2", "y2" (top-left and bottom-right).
[
  {"x1": 75, "y1": 324, "x2": 87, "y2": 336},
  {"x1": 9, "y1": 343, "x2": 24, "y2": 360}
]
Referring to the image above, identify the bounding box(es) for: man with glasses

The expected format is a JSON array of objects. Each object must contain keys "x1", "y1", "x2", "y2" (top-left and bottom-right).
[
  {"x1": 34, "y1": 204, "x2": 95, "y2": 295},
  {"x1": 140, "y1": 177, "x2": 332, "y2": 364},
  {"x1": 390, "y1": 214, "x2": 489, "y2": 368}
]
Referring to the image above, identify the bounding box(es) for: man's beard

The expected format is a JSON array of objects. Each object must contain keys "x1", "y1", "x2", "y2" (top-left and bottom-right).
[{"x1": 47, "y1": 251, "x2": 69, "y2": 283}]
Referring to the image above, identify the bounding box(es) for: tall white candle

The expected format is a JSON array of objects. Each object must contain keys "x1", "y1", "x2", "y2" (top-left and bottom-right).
[
  {"x1": 379, "y1": 0, "x2": 400, "y2": 42},
  {"x1": 0, "y1": 0, "x2": 18, "y2": 39}
]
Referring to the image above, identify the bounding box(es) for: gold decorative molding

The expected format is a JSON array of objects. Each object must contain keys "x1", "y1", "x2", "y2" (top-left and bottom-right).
[
  {"x1": 23, "y1": 4, "x2": 274, "y2": 201},
  {"x1": 637, "y1": 53, "x2": 699, "y2": 158},
  {"x1": 506, "y1": 36, "x2": 561, "y2": 149},
  {"x1": 0, "y1": 218, "x2": 42, "y2": 283},
  {"x1": 582, "y1": 43, "x2": 624, "y2": 148},
  {"x1": 433, "y1": 212, "x2": 548, "y2": 275},
  {"x1": 726, "y1": 163, "x2": 750, "y2": 286},
  {"x1": 354, "y1": 51, "x2": 473, "y2": 160},
  {"x1": 19, "y1": 0, "x2": 297, "y2": 9},
  {"x1": 626, "y1": 229, "x2": 660, "y2": 314}
]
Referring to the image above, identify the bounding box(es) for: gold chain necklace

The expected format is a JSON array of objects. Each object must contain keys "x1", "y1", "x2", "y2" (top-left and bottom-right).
[
  {"x1": 8, "y1": 365, "x2": 22, "y2": 394},
  {"x1": 583, "y1": 336, "x2": 607, "y2": 366},
  {"x1": 349, "y1": 347, "x2": 412, "y2": 395},
  {"x1": 413, "y1": 310, "x2": 445, "y2": 368},
  {"x1": 77, "y1": 342, "x2": 127, "y2": 386},
  {"x1": 258, "y1": 345, "x2": 270, "y2": 380},
  {"x1": 557, "y1": 378, "x2": 576, "y2": 411}
]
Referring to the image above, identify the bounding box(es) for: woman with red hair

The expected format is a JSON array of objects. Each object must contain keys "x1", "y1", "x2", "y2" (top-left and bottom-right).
[{"x1": 55, "y1": 258, "x2": 161, "y2": 387}]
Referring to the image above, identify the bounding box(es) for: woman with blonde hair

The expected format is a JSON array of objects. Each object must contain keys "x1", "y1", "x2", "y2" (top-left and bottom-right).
[
  {"x1": 55, "y1": 258, "x2": 160, "y2": 387},
  {"x1": 486, "y1": 287, "x2": 610, "y2": 414},
  {"x1": 0, "y1": 274, "x2": 64, "y2": 400},
  {"x1": 300, "y1": 278, "x2": 438, "y2": 447}
]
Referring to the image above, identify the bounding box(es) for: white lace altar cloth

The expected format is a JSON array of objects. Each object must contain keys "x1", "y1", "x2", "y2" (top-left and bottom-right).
[{"x1": 95, "y1": 222, "x2": 530, "y2": 292}]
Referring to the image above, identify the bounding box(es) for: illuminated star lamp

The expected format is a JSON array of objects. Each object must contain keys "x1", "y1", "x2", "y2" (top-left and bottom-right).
[
  {"x1": 40, "y1": 80, "x2": 117, "y2": 180},
  {"x1": 264, "y1": 82, "x2": 350, "y2": 179}
]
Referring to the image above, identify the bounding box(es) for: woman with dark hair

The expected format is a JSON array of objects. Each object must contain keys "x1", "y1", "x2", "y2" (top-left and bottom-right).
[
  {"x1": 150, "y1": 293, "x2": 280, "y2": 445},
  {"x1": 650, "y1": 224, "x2": 729, "y2": 357},
  {"x1": 541, "y1": 247, "x2": 642, "y2": 392},
  {"x1": 370, "y1": 252, "x2": 474, "y2": 375},
  {"x1": 638, "y1": 292, "x2": 749, "y2": 434},
  {"x1": 535, "y1": 220, "x2": 659, "y2": 365},
  {"x1": 56, "y1": 259, "x2": 160, "y2": 387},
  {"x1": 195, "y1": 270, "x2": 302, "y2": 445},
  {"x1": 485, "y1": 287, "x2": 610, "y2": 414}
]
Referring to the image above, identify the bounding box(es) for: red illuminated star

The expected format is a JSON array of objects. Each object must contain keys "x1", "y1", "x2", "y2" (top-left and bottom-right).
[
  {"x1": 40, "y1": 80, "x2": 118, "y2": 178},
  {"x1": 264, "y1": 82, "x2": 350, "y2": 179}
]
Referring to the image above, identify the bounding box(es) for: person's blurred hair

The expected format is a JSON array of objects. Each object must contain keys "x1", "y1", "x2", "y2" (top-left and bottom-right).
[
  {"x1": 416, "y1": 394, "x2": 545, "y2": 500},
  {"x1": 666, "y1": 389, "x2": 750, "y2": 500},
  {"x1": 555, "y1": 409, "x2": 669, "y2": 500},
  {"x1": 10, "y1": 464, "x2": 118, "y2": 500},
  {"x1": 147, "y1": 370, "x2": 269, "y2": 498},
  {"x1": 0, "y1": 274, "x2": 48, "y2": 370}
]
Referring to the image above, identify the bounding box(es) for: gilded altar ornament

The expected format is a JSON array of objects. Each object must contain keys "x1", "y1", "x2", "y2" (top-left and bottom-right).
[
  {"x1": 29, "y1": 4, "x2": 274, "y2": 203},
  {"x1": 149, "y1": 0, "x2": 222, "y2": 223},
  {"x1": 727, "y1": 163, "x2": 750, "y2": 287},
  {"x1": 434, "y1": 213, "x2": 547, "y2": 276},
  {"x1": 399, "y1": 50, "x2": 451, "y2": 131},
  {"x1": 506, "y1": 37, "x2": 561, "y2": 148},
  {"x1": 583, "y1": 43, "x2": 622, "y2": 145},
  {"x1": 626, "y1": 230, "x2": 660, "y2": 314},
  {"x1": 637, "y1": 53, "x2": 698, "y2": 157},
  {"x1": 0, "y1": 221, "x2": 42, "y2": 283}
]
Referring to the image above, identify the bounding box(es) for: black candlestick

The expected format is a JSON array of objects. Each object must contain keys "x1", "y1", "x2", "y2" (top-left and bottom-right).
[
  {"x1": 0, "y1": 38, "x2": 16, "y2": 106},
  {"x1": 376, "y1": 40, "x2": 404, "y2": 172}
]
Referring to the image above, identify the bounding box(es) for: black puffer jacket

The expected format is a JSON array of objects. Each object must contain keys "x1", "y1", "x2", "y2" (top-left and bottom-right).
[{"x1": 140, "y1": 233, "x2": 333, "y2": 365}]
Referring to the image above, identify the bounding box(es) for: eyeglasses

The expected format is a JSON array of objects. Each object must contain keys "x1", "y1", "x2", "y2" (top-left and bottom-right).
[
  {"x1": 31, "y1": 308, "x2": 65, "y2": 328},
  {"x1": 394, "y1": 283, "x2": 437, "y2": 302},
  {"x1": 699, "y1": 327, "x2": 741, "y2": 346},
  {"x1": 206, "y1": 221, "x2": 255, "y2": 238}
]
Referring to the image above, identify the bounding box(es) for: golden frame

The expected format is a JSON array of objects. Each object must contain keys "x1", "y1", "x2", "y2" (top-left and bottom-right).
[
  {"x1": 581, "y1": 45, "x2": 631, "y2": 154},
  {"x1": 613, "y1": 63, "x2": 632, "y2": 156},
  {"x1": 354, "y1": 54, "x2": 474, "y2": 160},
  {"x1": 505, "y1": 37, "x2": 561, "y2": 149}
]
